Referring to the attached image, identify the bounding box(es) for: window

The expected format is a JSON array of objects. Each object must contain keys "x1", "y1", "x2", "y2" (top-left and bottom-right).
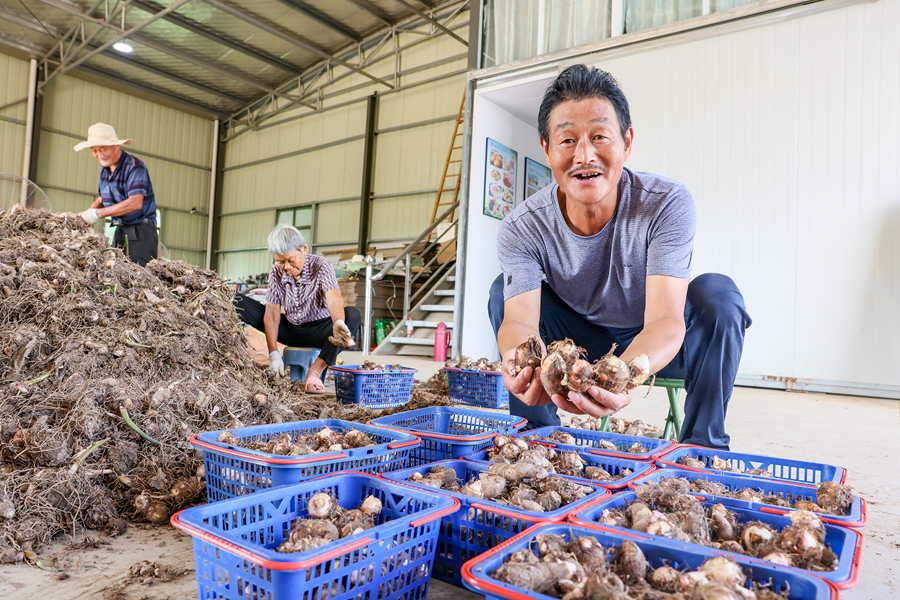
[{"x1": 275, "y1": 206, "x2": 313, "y2": 247}]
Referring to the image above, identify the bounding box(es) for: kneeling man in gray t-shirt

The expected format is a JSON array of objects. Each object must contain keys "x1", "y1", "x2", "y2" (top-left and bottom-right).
[{"x1": 488, "y1": 65, "x2": 752, "y2": 450}]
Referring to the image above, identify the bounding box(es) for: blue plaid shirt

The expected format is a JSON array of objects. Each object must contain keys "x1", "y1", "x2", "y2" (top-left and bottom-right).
[{"x1": 99, "y1": 151, "x2": 157, "y2": 225}]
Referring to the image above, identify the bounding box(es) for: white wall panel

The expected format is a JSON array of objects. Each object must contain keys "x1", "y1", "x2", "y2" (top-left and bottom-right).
[
  {"x1": 370, "y1": 193, "x2": 436, "y2": 240},
  {"x1": 0, "y1": 54, "x2": 29, "y2": 182},
  {"x1": 467, "y1": 0, "x2": 900, "y2": 393},
  {"x1": 316, "y1": 200, "x2": 360, "y2": 244}
]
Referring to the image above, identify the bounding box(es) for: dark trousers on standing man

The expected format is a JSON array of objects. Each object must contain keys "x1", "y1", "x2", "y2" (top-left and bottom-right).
[
  {"x1": 113, "y1": 220, "x2": 158, "y2": 267},
  {"x1": 234, "y1": 293, "x2": 361, "y2": 368},
  {"x1": 487, "y1": 273, "x2": 752, "y2": 449}
]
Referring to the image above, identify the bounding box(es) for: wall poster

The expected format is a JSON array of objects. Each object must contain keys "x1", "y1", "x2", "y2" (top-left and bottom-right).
[
  {"x1": 524, "y1": 157, "x2": 552, "y2": 202},
  {"x1": 483, "y1": 138, "x2": 517, "y2": 220}
]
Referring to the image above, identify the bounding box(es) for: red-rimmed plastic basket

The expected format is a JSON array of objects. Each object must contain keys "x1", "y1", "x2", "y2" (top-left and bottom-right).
[
  {"x1": 172, "y1": 472, "x2": 458, "y2": 600},
  {"x1": 656, "y1": 444, "x2": 848, "y2": 485},
  {"x1": 462, "y1": 447, "x2": 655, "y2": 490},
  {"x1": 368, "y1": 406, "x2": 527, "y2": 466},
  {"x1": 516, "y1": 425, "x2": 674, "y2": 461},
  {"x1": 192, "y1": 419, "x2": 420, "y2": 502},
  {"x1": 445, "y1": 366, "x2": 509, "y2": 408},
  {"x1": 629, "y1": 468, "x2": 866, "y2": 528},
  {"x1": 461, "y1": 522, "x2": 839, "y2": 600},
  {"x1": 570, "y1": 490, "x2": 863, "y2": 590},
  {"x1": 381, "y1": 459, "x2": 610, "y2": 586},
  {"x1": 331, "y1": 364, "x2": 417, "y2": 409}
]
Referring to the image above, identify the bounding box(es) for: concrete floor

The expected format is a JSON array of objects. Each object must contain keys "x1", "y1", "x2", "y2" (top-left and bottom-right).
[
  {"x1": 1, "y1": 353, "x2": 896, "y2": 598},
  {"x1": 344, "y1": 352, "x2": 900, "y2": 599}
]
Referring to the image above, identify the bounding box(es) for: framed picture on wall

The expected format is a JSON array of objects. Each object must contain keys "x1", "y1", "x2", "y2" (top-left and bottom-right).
[
  {"x1": 483, "y1": 138, "x2": 517, "y2": 220},
  {"x1": 524, "y1": 157, "x2": 552, "y2": 202}
]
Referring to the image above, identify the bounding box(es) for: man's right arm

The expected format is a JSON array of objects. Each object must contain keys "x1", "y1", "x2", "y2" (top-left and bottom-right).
[{"x1": 498, "y1": 288, "x2": 552, "y2": 407}]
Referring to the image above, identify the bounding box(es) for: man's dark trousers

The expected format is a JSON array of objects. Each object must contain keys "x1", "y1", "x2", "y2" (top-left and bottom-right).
[
  {"x1": 487, "y1": 273, "x2": 752, "y2": 449},
  {"x1": 114, "y1": 221, "x2": 158, "y2": 267}
]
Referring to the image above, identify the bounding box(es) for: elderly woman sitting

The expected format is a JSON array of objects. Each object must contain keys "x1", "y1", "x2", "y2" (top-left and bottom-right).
[{"x1": 234, "y1": 224, "x2": 361, "y2": 393}]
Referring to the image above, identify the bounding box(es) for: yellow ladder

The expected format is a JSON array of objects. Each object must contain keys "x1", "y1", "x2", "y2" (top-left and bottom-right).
[{"x1": 426, "y1": 91, "x2": 466, "y2": 242}]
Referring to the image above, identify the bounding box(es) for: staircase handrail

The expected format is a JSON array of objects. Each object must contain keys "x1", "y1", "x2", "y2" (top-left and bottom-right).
[
  {"x1": 369, "y1": 201, "x2": 459, "y2": 283},
  {"x1": 363, "y1": 200, "x2": 459, "y2": 354}
]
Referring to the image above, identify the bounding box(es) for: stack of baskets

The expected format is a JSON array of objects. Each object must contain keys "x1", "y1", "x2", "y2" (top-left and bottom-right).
[{"x1": 175, "y1": 401, "x2": 865, "y2": 600}]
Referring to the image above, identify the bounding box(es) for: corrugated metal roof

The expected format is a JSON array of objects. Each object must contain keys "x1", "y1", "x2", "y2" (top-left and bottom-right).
[{"x1": 0, "y1": 0, "x2": 468, "y2": 118}]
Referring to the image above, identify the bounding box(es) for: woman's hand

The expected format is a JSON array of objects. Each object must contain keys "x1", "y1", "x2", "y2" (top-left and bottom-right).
[
  {"x1": 268, "y1": 350, "x2": 285, "y2": 376},
  {"x1": 329, "y1": 319, "x2": 355, "y2": 347}
]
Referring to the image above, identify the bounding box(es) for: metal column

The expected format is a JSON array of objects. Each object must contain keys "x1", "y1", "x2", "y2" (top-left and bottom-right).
[{"x1": 357, "y1": 92, "x2": 378, "y2": 256}]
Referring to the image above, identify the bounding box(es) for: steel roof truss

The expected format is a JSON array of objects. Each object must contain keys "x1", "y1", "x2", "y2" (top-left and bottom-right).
[
  {"x1": 272, "y1": 0, "x2": 362, "y2": 43},
  {"x1": 388, "y1": 0, "x2": 467, "y2": 46}
]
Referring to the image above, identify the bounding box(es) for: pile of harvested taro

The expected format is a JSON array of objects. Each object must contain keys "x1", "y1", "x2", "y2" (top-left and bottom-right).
[
  {"x1": 407, "y1": 455, "x2": 598, "y2": 512},
  {"x1": 276, "y1": 492, "x2": 382, "y2": 553},
  {"x1": 0, "y1": 207, "x2": 449, "y2": 564},
  {"x1": 491, "y1": 533, "x2": 790, "y2": 600},
  {"x1": 520, "y1": 429, "x2": 651, "y2": 455},
  {"x1": 662, "y1": 476, "x2": 853, "y2": 517},
  {"x1": 446, "y1": 355, "x2": 502, "y2": 371},
  {"x1": 677, "y1": 454, "x2": 774, "y2": 477},
  {"x1": 483, "y1": 435, "x2": 633, "y2": 483},
  {"x1": 570, "y1": 415, "x2": 667, "y2": 439},
  {"x1": 598, "y1": 478, "x2": 841, "y2": 571},
  {"x1": 218, "y1": 425, "x2": 376, "y2": 456}
]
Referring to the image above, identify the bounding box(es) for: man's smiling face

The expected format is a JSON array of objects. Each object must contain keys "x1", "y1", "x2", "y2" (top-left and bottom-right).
[
  {"x1": 541, "y1": 96, "x2": 633, "y2": 210},
  {"x1": 91, "y1": 144, "x2": 123, "y2": 169}
]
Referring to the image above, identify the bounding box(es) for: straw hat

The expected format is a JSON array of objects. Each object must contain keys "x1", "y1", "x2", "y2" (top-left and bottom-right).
[{"x1": 73, "y1": 123, "x2": 133, "y2": 151}]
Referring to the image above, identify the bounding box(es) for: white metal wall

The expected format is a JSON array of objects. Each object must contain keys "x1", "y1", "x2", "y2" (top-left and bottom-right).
[
  {"x1": 35, "y1": 74, "x2": 214, "y2": 266},
  {"x1": 0, "y1": 54, "x2": 29, "y2": 183},
  {"x1": 217, "y1": 9, "x2": 469, "y2": 282},
  {"x1": 466, "y1": 0, "x2": 900, "y2": 395}
]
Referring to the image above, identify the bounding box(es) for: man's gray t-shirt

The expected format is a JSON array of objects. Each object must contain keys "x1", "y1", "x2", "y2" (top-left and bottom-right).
[{"x1": 497, "y1": 167, "x2": 696, "y2": 329}]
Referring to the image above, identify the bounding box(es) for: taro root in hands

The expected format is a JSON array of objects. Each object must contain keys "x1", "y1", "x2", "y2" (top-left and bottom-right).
[
  {"x1": 511, "y1": 334, "x2": 544, "y2": 375},
  {"x1": 513, "y1": 338, "x2": 652, "y2": 398},
  {"x1": 276, "y1": 492, "x2": 383, "y2": 553},
  {"x1": 491, "y1": 533, "x2": 780, "y2": 599}
]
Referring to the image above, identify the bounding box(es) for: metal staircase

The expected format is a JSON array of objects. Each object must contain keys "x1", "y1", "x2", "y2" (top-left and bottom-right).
[{"x1": 361, "y1": 202, "x2": 459, "y2": 357}]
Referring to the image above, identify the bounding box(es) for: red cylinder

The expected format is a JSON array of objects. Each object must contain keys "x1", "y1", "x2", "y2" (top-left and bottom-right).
[{"x1": 433, "y1": 322, "x2": 448, "y2": 362}]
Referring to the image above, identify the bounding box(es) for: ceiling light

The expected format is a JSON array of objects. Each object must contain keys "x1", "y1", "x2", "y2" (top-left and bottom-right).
[{"x1": 113, "y1": 42, "x2": 133, "y2": 53}]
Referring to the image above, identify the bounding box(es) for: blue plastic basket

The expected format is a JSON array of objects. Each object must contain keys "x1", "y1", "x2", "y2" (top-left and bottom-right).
[
  {"x1": 192, "y1": 419, "x2": 420, "y2": 501},
  {"x1": 445, "y1": 367, "x2": 509, "y2": 408},
  {"x1": 331, "y1": 364, "x2": 417, "y2": 409},
  {"x1": 516, "y1": 425, "x2": 674, "y2": 461},
  {"x1": 461, "y1": 522, "x2": 839, "y2": 600},
  {"x1": 570, "y1": 490, "x2": 863, "y2": 589},
  {"x1": 657, "y1": 444, "x2": 848, "y2": 485},
  {"x1": 172, "y1": 472, "x2": 459, "y2": 600},
  {"x1": 629, "y1": 468, "x2": 867, "y2": 528},
  {"x1": 381, "y1": 459, "x2": 610, "y2": 587},
  {"x1": 463, "y1": 447, "x2": 655, "y2": 490},
  {"x1": 368, "y1": 407, "x2": 527, "y2": 466}
]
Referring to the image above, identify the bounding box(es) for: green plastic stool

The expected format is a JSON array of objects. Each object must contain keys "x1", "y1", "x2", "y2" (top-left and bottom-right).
[{"x1": 598, "y1": 378, "x2": 685, "y2": 441}]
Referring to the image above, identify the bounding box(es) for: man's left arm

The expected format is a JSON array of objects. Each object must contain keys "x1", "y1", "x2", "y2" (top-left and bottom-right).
[
  {"x1": 551, "y1": 275, "x2": 687, "y2": 418},
  {"x1": 96, "y1": 194, "x2": 143, "y2": 218}
]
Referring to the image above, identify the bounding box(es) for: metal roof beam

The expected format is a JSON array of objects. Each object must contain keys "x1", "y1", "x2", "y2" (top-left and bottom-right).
[
  {"x1": 272, "y1": 0, "x2": 362, "y2": 43},
  {"x1": 342, "y1": 0, "x2": 394, "y2": 27},
  {"x1": 101, "y1": 51, "x2": 246, "y2": 105},
  {"x1": 200, "y1": 0, "x2": 394, "y2": 90},
  {"x1": 130, "y1": 0, "x2": 297, "y2": 72},
  {"x1": 388, "y1": 0, "x2": 467, "y2": 46},
  {"x1": 76, "y1": 63, "x2": 225, "y2": 117},
  {"x1": 37, "y1": 0, "x2": 193, "y2": 86},
  {"x1": 0, "y1": 3, "x2": 244, "y2": 106}
]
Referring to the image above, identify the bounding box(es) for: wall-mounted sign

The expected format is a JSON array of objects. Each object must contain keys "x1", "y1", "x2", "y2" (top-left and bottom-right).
[
  {"x1": 524, "y1": 157, "x2": 552, "y2": 202},
  {"x1": 483, "y1": 138, "x2": 517, "y2": 220}
]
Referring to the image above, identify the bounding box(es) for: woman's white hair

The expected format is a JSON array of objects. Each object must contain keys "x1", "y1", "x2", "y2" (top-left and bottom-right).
[{"x1": 268, "y1": 224, "x2": 307, "y2": 256}]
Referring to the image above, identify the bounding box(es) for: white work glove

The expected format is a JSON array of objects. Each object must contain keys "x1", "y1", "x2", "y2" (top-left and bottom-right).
[
  {"x1": 268, "y1": 350, "x2": 285, "y2": 376},
  {"x1": 80, "y1": 208, "x2": 100, "y2": 225},
  {"x1": 329, "y1": 319, "x2": 355, "y2": 347}
]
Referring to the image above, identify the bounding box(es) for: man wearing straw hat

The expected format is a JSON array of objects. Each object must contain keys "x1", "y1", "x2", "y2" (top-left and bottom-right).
[{"x1": 75, "y1": 123, "x2": 158, "y2": 266}]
